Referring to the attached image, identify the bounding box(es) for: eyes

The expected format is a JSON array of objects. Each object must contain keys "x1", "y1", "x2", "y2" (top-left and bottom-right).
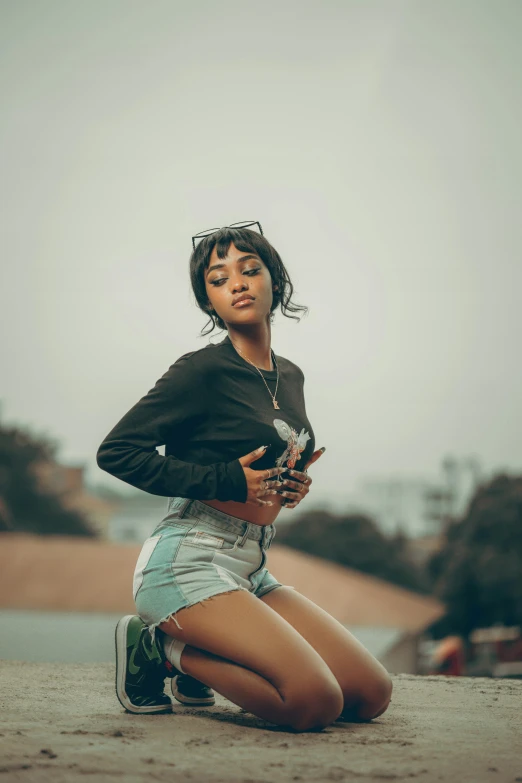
[{"x1": 209, "y1": 268, "x2": 261, "y2": 287}]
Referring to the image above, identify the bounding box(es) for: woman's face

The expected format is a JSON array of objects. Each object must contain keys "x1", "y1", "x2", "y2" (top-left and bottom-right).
[{"x1": 204, "y1": 241, "x2": 276, "y2": 325}]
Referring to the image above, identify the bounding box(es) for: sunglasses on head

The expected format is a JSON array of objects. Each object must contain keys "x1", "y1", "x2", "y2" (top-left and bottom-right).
[{"x1": 191, "y1": 220, "x2": 264, "y2": 251}]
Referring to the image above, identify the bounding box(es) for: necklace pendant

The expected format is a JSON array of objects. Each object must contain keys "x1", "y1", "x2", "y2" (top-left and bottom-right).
[{"x1": 273, "y1": 399, "x2": 280, "y2": 409}]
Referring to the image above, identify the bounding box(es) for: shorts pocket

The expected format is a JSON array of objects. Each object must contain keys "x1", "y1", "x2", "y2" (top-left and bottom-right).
[
  {"x1": 182, "y1": 522, "x2": 241, "y2": 552},
  {"x1": 133, "y1": 534, "x2": 162, "y2": 600}
]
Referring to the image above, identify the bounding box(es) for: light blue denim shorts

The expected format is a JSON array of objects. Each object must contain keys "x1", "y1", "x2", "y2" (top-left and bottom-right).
[{"x1": 133, "y1": 496, "x2": 292, "y2": 642}]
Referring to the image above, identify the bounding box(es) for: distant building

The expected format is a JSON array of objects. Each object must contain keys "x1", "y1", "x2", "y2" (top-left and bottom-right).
[
  {"x1": 107, "y1": 492, "x2": 169, "y2": 543},
  {"x1": 32, "y1": 460, "x2": 120, "y2": 538},
  {"x1": 343, "y1": 455, "x2": 483, "y2": 538},
  {"x1": 0, "y1": 533, "x2": 445, "y2": 674}
]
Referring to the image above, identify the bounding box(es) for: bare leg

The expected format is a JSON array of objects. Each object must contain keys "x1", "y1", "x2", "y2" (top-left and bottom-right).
[
  {"x1": 158, "y1": 589, "x2": 344, "y2": 732},
  {"x1": 259, "y1": 586, "x2": 393, "y2": 721}
]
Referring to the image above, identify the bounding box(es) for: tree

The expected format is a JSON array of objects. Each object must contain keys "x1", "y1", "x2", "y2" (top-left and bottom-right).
[
  {"x1": 0, "y1": 422, "x2": 95, "y2": 536},
  {"x1": 428, "y1": 473, "x2": 522, "y2": 637},
  {"x1": 275, "y1": 508, "x2": 431, "y2": 593}
]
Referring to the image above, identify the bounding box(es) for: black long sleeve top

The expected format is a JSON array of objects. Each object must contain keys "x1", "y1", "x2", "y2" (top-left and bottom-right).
[{"x1": 96, "y1": 333, "x2": 315, "y2": 503}]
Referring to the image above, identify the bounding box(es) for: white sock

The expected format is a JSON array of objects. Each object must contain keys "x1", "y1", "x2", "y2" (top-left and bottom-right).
[{"x1": 162, "y1": 636, "x2": 187, "y2": 674}]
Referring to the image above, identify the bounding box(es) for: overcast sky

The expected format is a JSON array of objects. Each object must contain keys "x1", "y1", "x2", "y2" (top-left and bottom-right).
[{"x1": 1, "y1": 0, "x2": 521, "y2": 509}]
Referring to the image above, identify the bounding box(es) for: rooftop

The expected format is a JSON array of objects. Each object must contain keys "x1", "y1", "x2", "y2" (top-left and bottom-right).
[
  {"x1": 0, "y1": 533, "x2": 444, "y2": 632},
  {"x1": 1, "y1": 661, "x2": 520, "y2": 782}
]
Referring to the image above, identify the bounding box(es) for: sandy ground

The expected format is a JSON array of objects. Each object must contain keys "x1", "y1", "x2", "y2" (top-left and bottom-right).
[{"x1": 1, "y1": 662, "x2": 521, "y2": 783}]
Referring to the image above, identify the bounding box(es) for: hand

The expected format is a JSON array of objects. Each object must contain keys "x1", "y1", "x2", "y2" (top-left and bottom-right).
[
  {"x1": 279, "y1": 447, "x2": 326, "y2": 509},
  {"x1": 237, "y1": 445, "x2": 287, "y2": 507}
]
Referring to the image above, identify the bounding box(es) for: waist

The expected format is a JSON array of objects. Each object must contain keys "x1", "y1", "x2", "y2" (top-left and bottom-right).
[
  {"x1": 199, "y1": 496, "x2": 285, "y2": 527},
  {"x1": 164, "y1": 496, "x2": 277, "y2": 541}
]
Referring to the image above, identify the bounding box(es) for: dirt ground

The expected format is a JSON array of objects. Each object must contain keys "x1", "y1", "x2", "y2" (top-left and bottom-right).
[{"x1": 1, "y1": 661, "x2": 521, "y2": 783}]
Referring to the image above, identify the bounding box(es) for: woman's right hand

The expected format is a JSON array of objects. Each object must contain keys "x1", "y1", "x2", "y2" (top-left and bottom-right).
[{"x1": 237, "y1": 445, "x2": 287, "y2": 507}]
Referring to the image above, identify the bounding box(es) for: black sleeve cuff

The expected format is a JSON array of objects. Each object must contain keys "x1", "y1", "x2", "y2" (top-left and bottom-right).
[{"x1": 217, "y1": 458, "x2": 248, "y2": 503}]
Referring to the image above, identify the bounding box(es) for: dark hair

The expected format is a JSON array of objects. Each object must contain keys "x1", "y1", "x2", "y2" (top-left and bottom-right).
[{"x1": 189, "y1": 227, "x2": 308, "y2": 337}]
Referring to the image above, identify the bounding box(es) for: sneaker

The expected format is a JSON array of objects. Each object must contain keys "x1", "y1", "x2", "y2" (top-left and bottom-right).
[
  {"x1": 115, "y1": 615, "x2": 176, "y2": 714},
  {"x1": 171, "y1": 674, "x2": 216, "y2": 706},
  {"x1": 115, "y1": 615, "x2": 216, "y2": 713}
]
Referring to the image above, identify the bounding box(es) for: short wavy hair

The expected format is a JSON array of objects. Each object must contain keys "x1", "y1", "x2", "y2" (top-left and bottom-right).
[{"x1": 189, "y1": 226, "x2": 308, "y2": 337}]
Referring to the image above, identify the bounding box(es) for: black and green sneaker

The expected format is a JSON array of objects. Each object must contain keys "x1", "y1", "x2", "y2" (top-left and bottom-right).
[
  {"x1": 115, "y1": 615, "x2": 176, "y2": 714},
  {"x1": 171, "y1": 674, "x2": 216, "y2": 706},
  {"x1": 115, "y1": 615, "x2": 216, "y2": 714}
]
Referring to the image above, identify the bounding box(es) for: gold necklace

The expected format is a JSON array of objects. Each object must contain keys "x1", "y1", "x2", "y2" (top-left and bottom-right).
[{"x1": 229, "y1": 338, "x2": 280, "y2": 409}]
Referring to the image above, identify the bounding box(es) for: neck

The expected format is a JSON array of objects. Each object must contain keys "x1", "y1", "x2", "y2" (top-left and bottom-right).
[{"x1": 227, "y1": 322, "x2": 273, "y2": 371}]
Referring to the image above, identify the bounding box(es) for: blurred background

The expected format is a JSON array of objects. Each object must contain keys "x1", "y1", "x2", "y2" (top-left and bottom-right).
[{"x1": 1, "y1": 0, "x2": 521, "y2": 678}]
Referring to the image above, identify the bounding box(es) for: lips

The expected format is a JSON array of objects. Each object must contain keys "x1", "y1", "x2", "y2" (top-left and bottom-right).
[{"x1": 232, "y1": 296, "x2": 255, "y2": 307}]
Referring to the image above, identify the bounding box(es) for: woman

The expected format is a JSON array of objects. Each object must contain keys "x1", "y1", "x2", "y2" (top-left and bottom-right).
[{"x1": 97, "y1": 221, "x2": 392, "y2": 732}]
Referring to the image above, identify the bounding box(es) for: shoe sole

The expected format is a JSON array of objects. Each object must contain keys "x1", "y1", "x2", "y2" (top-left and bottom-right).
[
  {"x1": 171, "y1": 675, "x2": 216, "y2": 706},
  {"x1": 115, "y1": 615, "x2": 173, "y2": 714}
]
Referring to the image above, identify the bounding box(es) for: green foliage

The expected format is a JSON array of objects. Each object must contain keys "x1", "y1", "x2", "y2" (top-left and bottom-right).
[
  {"x1": 428, "y1": 473, "x2": 522, "y2": 636},
  {"x1": 0, "y1": 423, "x2": 95, "y2": 536},
  {"x1": 275, "y1": 508, "x2": 431, "y2": 594}
]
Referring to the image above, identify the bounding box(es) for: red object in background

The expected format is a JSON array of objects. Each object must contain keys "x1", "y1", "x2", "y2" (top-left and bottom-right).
[
  {"x1": 496, "y1": 636, "x2": 522, "y2": 663},
  {"x1": 430, "y1": 636, "x2": 465, "y2": 676}
]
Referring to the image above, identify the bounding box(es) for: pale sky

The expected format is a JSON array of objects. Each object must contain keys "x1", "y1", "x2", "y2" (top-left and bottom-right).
[{"x1": 1, "y1": 0, "x2": 521, "y2": 510}]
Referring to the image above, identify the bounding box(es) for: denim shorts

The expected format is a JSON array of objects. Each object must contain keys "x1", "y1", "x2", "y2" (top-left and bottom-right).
[{"x1": 133, "y1": 496, "x2": 292, "y2": 643}]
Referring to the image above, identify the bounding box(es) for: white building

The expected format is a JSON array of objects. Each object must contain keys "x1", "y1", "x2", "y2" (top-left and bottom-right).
[{"x1": 342, "y1": 455, "x2": 483, "y2": 538}]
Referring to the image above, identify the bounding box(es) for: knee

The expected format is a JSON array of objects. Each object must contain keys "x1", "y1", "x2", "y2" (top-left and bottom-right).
[
  {"x1": 284, "y1": 678, "x2": 344, "y2": 733},
  {"x1": 359, "y1": 673, "x2": 393, "y2": 721}
]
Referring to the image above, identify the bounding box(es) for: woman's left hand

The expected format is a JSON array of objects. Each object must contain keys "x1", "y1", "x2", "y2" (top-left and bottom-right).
[{"x1": 279, "y1": 447, "x2": 325, "y2": 509}]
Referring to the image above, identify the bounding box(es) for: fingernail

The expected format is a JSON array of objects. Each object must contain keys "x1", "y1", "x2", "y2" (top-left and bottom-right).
[{"x1": 320, "y1": 447, "x2": 326, "y2": 453}]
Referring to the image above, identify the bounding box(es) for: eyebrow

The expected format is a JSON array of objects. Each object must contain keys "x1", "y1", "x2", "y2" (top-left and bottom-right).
[{"x1": 206, "y1": 254, "x2": 260, "y2": 276}]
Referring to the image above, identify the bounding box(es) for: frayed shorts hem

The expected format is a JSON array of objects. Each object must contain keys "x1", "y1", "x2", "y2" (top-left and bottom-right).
[
  {"x1": 144, "y1": 583, "x2": 249, "y2": 643},
  {"x1": 143, "y1": 581, "x2": 292, "y2": 645}
]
